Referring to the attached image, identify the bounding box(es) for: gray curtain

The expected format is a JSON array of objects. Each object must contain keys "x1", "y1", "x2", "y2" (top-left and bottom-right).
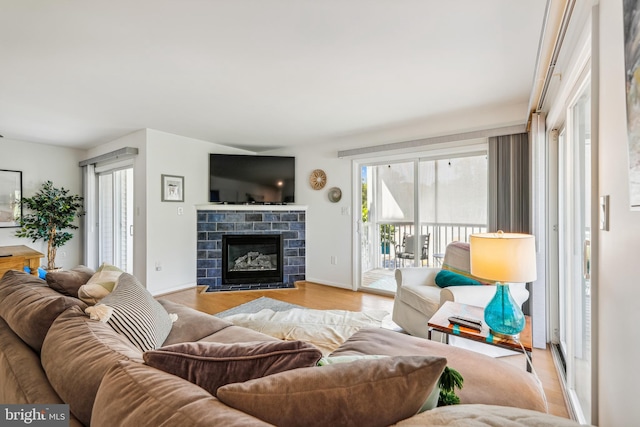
[
  {"x1": 488, "y1": 133, "x2": 530, "y2": 234},
  {"x1": 488, "y1": 132, "x2": 531, "y2": 315}
]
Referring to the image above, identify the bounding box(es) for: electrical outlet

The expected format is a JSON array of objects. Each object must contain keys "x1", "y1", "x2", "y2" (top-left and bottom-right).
[
  {"x1": 177, "y1": 207, "x2": 184, "y2": 215},
  {"x1": 155, "y1": 262, "x2": 162, "y2": 271}
]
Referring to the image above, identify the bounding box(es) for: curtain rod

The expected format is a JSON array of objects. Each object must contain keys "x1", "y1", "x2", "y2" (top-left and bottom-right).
[
  {"x1": 337, "y1": 124, "x2": 526, "y2": 158},
  {"x1": 79, "y1": 147, "x2": 138, "y2": 167}
]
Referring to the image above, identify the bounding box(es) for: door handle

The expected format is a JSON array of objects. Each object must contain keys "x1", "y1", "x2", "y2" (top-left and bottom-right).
[
  {"x1": 583, "y1": 239, "x2": 590, "y2": 280},
  {"x1": 129, "y1": 225, "x2": 134, "y2": 236}
]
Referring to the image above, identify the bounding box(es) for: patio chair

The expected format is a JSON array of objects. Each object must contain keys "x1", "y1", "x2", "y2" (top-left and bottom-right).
[{"x1": 395, "y1": 234, "x2": 430, "y2": 267}]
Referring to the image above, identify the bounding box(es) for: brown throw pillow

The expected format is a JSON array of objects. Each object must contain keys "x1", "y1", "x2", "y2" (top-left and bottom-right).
[
  {"x1": 0, "y1": 270, "x2": 87, "y2": 352},
  {"x1": 46, "y1": 265, "x2": 95, "y2": 298},
  {"x1": 143, "y1": 340, "x2": 322, "y2": 396},
  {"x1": 216, "y1": 355, "x2": 447, "y2": 427}
]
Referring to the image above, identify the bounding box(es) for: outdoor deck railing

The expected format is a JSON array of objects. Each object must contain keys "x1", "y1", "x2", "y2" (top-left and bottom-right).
[{"x1": 373, "y1": 221, "x2": 487, "y2": 269}]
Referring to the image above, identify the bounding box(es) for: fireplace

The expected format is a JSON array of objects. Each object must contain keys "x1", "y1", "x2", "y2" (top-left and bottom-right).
[
  {"x1": 222, "y1": 234, "x2": 283, "y2": 285},
  {"x1": 196, "y1": 205, "x2": 306, "y2": 292}
]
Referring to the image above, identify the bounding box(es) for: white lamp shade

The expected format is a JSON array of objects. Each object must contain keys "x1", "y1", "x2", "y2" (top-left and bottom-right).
[{"x1": 470, "y1": 232, "x2": 537, "y2": 283}]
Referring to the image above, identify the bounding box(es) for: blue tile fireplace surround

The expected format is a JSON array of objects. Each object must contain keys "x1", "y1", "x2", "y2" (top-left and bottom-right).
[{"x1": 196, "y1": 205, "x2": 307, "y2": 291}]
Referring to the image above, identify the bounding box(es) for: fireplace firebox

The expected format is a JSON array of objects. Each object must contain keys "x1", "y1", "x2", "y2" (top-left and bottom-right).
[{"x1": 222, "y1": 234, "x2": 283, "y2": 284}]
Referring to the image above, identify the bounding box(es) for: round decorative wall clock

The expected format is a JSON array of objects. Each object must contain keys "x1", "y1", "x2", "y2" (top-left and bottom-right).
[{"x1": 309, "y1": 169, "x2": 327, "y2": 190}]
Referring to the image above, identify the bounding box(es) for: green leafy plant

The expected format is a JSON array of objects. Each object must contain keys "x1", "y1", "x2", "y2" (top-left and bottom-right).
[
  {"x1": 15, "y1": 181, "x2": 85, "y2": 270},
  {"x1": 438, "y1": 366, "x2": 464, "y2": 406}
]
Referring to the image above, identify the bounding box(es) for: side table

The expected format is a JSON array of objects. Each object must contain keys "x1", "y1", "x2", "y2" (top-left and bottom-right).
[
  {"x1": 0, "y1": 245, "x2": 45, "y2": 277},
  {"x1": 427, "y1": 300, "x2": 533, "y2": 372}
]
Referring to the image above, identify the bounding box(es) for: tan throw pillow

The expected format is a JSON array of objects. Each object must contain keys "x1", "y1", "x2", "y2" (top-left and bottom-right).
[
  {"x1": 217, "y1": 355, "x2": 447, "y2": 427},
  {"x1": 85, "y1": 273, "x2": 176, "y2": 352},
  {"x1": 144, "y1": 340, "x2": 323, "y2": 397},
  {"x1": 46, "y1": 265, "x2": 95, "y2": 298},
  {"x1": 78, "y1": 263, "x2": 124, "y2": 305}
]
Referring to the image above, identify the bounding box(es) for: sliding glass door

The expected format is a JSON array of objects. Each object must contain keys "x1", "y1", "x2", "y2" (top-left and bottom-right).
[
  {"x1": 557, "y1": 78, "x2": 592, "y2": 424},
  {"x1": 98, "y1": 167, "x2": 134, "y2": 273},
  {"x1": 357, "y1": 150, "x2": 488, "y2": 293}
]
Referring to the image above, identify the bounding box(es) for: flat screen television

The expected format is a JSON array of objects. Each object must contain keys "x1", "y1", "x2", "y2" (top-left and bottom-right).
[{"x1": 209, "y1": 154, "x2": 295, "y2": 204}]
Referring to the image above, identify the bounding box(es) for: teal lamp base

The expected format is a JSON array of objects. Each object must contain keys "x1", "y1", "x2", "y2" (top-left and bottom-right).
[{"x1": 484, "y1": 282, "x2": 525, "y2": 339}]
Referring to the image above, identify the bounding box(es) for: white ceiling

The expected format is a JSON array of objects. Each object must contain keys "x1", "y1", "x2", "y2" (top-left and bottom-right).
[{"x1": 0, "y1": 1, "x2": 549, "y2": 151}]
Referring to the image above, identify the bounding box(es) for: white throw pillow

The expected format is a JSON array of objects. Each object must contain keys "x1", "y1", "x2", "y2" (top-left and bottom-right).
[{"x1": 78, "y1": 263, "x2": 124, "y2": 305}]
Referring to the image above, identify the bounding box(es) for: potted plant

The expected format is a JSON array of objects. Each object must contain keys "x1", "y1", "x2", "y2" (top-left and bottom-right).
[
  {"x1": 438, "y1": 366, "x2": 464, "y2": 406},
  {"x1": 15, "y1": 181, "x2": 84, "y2": 271},
  {"x1": 380, "y1": 224, "x2": 395, "y2": 254}
]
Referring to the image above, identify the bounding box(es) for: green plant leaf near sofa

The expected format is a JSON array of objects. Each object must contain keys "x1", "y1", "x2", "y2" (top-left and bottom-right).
[{"x1": 437, "y1": 366, "x2": 464, "y2": 406}]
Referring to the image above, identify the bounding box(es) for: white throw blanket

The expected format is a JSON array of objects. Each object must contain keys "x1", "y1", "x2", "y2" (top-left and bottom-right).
[{"x1": 222, "y1": 308, "x2": 390, "y2": 355}]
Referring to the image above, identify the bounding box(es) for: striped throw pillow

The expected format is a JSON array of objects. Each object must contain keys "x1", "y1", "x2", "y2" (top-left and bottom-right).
[{"x1": 87, "y1": 273, "x2": 176, "y2": 352}]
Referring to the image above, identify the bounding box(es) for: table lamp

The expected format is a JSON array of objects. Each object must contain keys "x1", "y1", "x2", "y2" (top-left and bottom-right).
[{"x1": 469, "y1": 231, "x2": 536, "y2": 339}]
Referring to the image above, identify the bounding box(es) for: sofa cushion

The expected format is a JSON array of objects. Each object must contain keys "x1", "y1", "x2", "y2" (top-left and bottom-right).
[
  {"x1": 86, "y1": 273, "x2": 176, "y2": 352},
  {"x1": 0, "y1": 316, "x2": 65, "y2": 404},
  {"x1": 435, "y1": 269, "x2": 482, "y2": 288},
  {"x1": 78, "y1": 262, "x2": 124, "y2": 305},
  {"x1": 144, "y1": 340, "x2": 322, "y2": 396},
  {"x1": 46, "y1": 265, "x2": 95, "y2": 298},
  {"x1": 41, "y1": 306, "x2": 143, "y2": 426},
  {"x1": 330, "y1": 327, "x2": 547, "y2": 413},
  {"x1": 0, "y1": 269, "x2": 87, "y2": 352},
  {"x1": 158, "y1": 299, "x2": 236, "y2": 345},
  {"x1": 393, "y1": 404, "x2": 583, "y2": 426},
  {"x1": 217, "y1": 355, "x2": 447, "y2": 427},
  {"x1": 92, "y1": 361, "x2": 271, "y2": 427}
]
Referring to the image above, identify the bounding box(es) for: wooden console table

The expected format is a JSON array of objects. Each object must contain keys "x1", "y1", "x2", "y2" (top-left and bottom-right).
[{"x1": 0, "y1": 245, "x2": 44, "y2": 277}]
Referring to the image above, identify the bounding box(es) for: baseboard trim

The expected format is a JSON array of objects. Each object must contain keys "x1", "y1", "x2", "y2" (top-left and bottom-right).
[
  {"x1": 151, "y1": 282, "x2": 197, "y2": 297},
  {"x1": 303, "y1": 277, "x2": 351, "y2": 290}
]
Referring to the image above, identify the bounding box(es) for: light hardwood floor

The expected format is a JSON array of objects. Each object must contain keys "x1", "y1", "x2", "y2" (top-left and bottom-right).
[{"x1": 160, "y1": 281, "x2": 570, "y2": 419}]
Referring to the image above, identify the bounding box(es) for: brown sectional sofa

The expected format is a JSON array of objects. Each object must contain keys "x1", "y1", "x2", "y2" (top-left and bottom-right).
[{"x1": 0, "y1": 269, "x2": 577, "y2": 426}]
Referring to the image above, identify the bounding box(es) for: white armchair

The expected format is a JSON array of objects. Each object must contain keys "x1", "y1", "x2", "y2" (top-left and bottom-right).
[{"x1": 392, "y1": 242, "x2": 529, "y2": 339}]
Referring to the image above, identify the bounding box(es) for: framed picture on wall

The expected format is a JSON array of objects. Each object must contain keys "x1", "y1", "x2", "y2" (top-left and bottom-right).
[
  {"x1": 623, "y1": 0, "x2": 640, "y2": 210},
  {"x1": 161, "y1": 174, "x2": 184, "y2": 202},
  {"x1": 0, "y1": 169, "x2": 22, "y2": 227}
]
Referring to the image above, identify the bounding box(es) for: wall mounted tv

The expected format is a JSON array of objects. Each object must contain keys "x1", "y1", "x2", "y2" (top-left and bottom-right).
[{"x1": 209, "y1": 154, "x2": 295, "y2": 204}]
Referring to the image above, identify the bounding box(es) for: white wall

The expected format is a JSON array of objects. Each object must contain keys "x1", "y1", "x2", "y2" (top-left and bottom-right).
[
  {"x1": 597, "y1": 1, "x2": 640, "y2": 425},
  {"x1": 144, "y1": 129, "x2": 249, "y2": 294},
  {"x1": 269, "y1": 144, "x2": 355, "y2": 289},
  {"x1": 0, "y1": 138, "x2": 86, "y2": 269}
]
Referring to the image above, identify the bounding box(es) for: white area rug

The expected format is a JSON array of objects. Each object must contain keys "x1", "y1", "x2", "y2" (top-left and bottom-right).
[{"x1": 222, "y1": 306, "x2": 392, "y2": 355}]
